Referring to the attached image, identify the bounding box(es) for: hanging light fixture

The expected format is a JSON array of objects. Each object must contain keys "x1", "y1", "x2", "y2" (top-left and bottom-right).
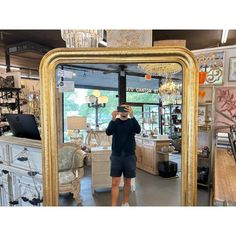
[
  {"x1": 159, "y1": 78, "x2": 181, "y2": 105},
  {"x1": 61, "y1": 29, "x2": 103, "y2": 48},
  {"x1": 138, "y1": 63, "x2": 182, "y2": 77}
]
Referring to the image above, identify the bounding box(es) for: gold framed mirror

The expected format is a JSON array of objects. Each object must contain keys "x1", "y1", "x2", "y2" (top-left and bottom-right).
[{"x1": 39, "y1": 47, "x2": 198, "y2": 206}]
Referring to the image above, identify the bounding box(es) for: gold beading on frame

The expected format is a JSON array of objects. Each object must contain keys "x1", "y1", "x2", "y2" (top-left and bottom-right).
[{"x1": 39, "y1": 47, "x2": 199, "y2": 206}]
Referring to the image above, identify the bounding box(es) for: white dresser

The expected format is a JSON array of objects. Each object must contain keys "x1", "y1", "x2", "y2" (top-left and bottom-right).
[
  {"x1": 91, "y1": 147, "x2": 135, "y2": 194},
  {"x1": 0, "y1": 136, "x2": 42, "y2": 206}
]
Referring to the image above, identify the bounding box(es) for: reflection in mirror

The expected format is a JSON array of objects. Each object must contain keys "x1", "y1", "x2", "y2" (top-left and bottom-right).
[{"x1": 55, "y1": 62, "x2": 183, "y2": 206}]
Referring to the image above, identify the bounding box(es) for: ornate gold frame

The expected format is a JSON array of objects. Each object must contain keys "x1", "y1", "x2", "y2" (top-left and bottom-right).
[{"x1": 39, "y1": 47, "x2": 199, "y2": 206}]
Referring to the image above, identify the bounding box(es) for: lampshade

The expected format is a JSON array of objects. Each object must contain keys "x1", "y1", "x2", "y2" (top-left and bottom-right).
[
  {"x1": 93, "y1": 90, "x2": 101, "y2": 97},
  {"x1": 88, "y1": 95, "x2": 97, "y2": 103},
  {"x1": 67, "y1": 116, "x2": 87, "y2": 130},
  {"x1": 98, "y1": 95, "x2": 108, "y2": 104}
]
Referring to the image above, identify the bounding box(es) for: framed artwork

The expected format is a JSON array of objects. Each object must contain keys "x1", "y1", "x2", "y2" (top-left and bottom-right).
[
  {"x1": 198, "y1": 105, "x2": 207, "y2": 126},
  {"x1": 195, "y1": 51, "x2": 224, "y2": 85},
  {"x1": 228, "y1": 57, "x2": 236, "y2": 81},
  {"x1": 215, "y1": 87, "x2": 236, "y2": 132}
]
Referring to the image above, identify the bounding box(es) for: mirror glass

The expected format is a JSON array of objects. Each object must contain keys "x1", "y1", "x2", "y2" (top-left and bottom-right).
[{"x1": 55, "y1": 62, "x2": 183, "y2": 206}]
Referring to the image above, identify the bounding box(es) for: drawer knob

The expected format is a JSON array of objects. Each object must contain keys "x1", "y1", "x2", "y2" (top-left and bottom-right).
[
  {"x1": 17, "y1": 157, "x2": 28, "y2": 162},
  {"x1": 2, "y1": 169, "x2": 9, "y2": 174},
  {"x1": 29, "y1": 197, "x2": 43, "y2": 206},
  {"x1": 21, "y1": 197, "x2": 29, "y2": 202},
  {"x1": 27, "y1": 171, "x2": 38, "y2": 177},
  {"x1": 9, "y1": 200, "x2": 19, "y2": 205}
]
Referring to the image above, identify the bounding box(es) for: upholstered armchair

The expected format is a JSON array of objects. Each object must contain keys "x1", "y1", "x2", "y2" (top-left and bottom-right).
[{"x1": 58, "y1": 143, "x2": 87, "y2": 204}]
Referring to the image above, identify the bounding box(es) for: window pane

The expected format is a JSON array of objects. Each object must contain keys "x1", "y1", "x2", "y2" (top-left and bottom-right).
[
  {"x1": 63, "y1": 88, "x2": 118, "y2": 142},
  {"x1": 126, "y1": 75, "x2": 159, "y2": 103}
]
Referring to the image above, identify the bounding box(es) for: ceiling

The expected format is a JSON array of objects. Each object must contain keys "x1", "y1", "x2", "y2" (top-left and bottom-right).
[
  {"x1": 1, "y1": 30, "x2": 236, "y2": 51},
  {"x1": 0, "y1": 29, "x2": 236, "y2": 77}
]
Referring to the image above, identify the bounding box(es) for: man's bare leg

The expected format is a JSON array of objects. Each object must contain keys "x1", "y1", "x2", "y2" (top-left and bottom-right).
[
  {"x1": 111, "y1": 177, "x2": 121, "y2": 206},
  {"x1": 123, "y1": 177, "x2": 131, "y2": 204}
]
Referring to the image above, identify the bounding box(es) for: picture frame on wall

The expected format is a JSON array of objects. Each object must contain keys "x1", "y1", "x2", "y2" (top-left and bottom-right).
[
  {"x1": 198, "y1": 105, "x2": 207, "y2": 126},
  {"x1": 228, "y1": 57, "x2": 236, "y2": 81}
]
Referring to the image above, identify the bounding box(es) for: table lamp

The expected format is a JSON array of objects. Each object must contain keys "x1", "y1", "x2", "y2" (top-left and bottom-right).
[{"x1": 67, "y1": 116, "x2": 87, "y2": 145}]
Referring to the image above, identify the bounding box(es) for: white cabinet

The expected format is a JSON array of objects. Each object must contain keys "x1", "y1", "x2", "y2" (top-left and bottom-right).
[
  {"x1": 91, "y1": 147, "x2": 135, "y2": 194},
  {"x1": 12, "y1": 174, "x2": 43, "y2": 206},
  {"x1": 0, "y1": 141, "x2": 8, "y2": 164},
  {"x1": 9, "y1": 144, "x2": 42, "y2": 174},
  {"x1": 0, "y1": 167, "x2": 12, "y2": 206},
  {"x1": 0, "y1": 136, "x2": 42, "y2": 206}
]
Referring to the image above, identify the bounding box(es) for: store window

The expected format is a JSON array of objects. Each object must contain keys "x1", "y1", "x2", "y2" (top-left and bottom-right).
[
  {"x1": 63, "y1": 88, "x2": 118, "y2": 142},
  {"x1": 126, "y1": 75, "x2": 161, "y2": 134}
]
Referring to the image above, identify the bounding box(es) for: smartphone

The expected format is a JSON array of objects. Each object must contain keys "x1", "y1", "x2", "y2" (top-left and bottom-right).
[{"x1": 117, "y1": 106, "x2": 126, "y2": 112}]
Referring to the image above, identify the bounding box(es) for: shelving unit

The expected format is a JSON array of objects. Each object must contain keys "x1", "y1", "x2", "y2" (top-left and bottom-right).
[
  {"x1": 197, "y1": 151, "x2": 210, "y2": 188},
  {"x1": 0, "y1": 88, "x2": 21, "y2": 135},
  {"x1": 0, "y1": 88, "x2": 21, "y2": 113},
  {"x1": 141, "y1": 111, "x2": 159, "y2": 132},
  {"x1": 197, "y1": 85, "x2": 215, "y2": 190},
  {"x1": 162, "y1": 104, "x2": 182, "y2": 139}
]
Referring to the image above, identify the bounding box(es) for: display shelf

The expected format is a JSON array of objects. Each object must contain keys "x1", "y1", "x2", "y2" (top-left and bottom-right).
[
  {"x1": 162, "y1": 104, "x2": 182, "y2": 140},
  {"x1": 0, "y1": 88, "x2": 21, "y2": 135},
  {"x1": 197, "y1": 84, "x2": 214, "y2": 192},
  {"x1": 198, "y1": 102, "x2": 213, "y2": 105}
]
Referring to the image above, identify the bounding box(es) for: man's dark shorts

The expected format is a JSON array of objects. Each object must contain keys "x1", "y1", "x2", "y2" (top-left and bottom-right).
[{"x1": 110, "y1": 152, "x2": 136, "y2": 178}]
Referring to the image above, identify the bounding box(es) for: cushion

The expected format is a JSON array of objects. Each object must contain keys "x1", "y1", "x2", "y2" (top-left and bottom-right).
[{"x1": 59, "y1": 171, "x2": 75, "y2": 185}]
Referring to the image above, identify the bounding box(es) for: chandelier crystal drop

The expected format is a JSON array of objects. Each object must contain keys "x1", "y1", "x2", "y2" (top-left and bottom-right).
[{"x1": 61, "y1": 30, "x2": 103, "y2": 48}]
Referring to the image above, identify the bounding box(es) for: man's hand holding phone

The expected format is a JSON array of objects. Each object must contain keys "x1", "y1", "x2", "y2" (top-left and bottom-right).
[
  {"x1": 112, "y1": 110, "x2": 118, "y2": 121},
  {"x1": 125, "y1": 105, "x2": 134, "y2": 118}
]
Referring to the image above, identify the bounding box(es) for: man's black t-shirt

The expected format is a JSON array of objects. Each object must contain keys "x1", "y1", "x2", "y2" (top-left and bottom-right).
[{"x1": 106, "y1": 117, "x2": 141, "y2": 156}]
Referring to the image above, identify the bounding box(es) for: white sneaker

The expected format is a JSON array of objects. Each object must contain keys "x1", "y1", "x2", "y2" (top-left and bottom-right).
[{"x1": 122, "y1": 202, "x2": 129, "y2": 206}]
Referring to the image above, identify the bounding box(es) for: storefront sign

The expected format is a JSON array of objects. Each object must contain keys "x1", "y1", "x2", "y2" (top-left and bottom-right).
[{"x1": 127, "y1": 87, "x2": 159, "y2": 94}]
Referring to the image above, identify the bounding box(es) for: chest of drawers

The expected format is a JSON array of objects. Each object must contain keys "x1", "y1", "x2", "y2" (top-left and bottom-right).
[{"x1": 0, "y1": 136, "x2": 42, "y2": 206}]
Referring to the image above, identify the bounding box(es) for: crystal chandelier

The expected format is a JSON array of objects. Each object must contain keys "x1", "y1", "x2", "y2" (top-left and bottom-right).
[
  {"x1": 61, "y1": 30, "x2": 103, "y2": 48},
  {"x1": 138, "y1": 63, "x2": 182, "y2": 77},
  {"x1": 159, "y1": 78, "x2": 181, "y2": 105}
]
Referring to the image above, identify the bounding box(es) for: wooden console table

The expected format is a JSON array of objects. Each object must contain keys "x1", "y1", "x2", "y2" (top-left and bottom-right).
[
  {"x1": 135, "y1": 136, "x2": 171, "y2": 175},
  {"x1": 214, "y1": 148, "x2": 236, "y2": 206}
]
